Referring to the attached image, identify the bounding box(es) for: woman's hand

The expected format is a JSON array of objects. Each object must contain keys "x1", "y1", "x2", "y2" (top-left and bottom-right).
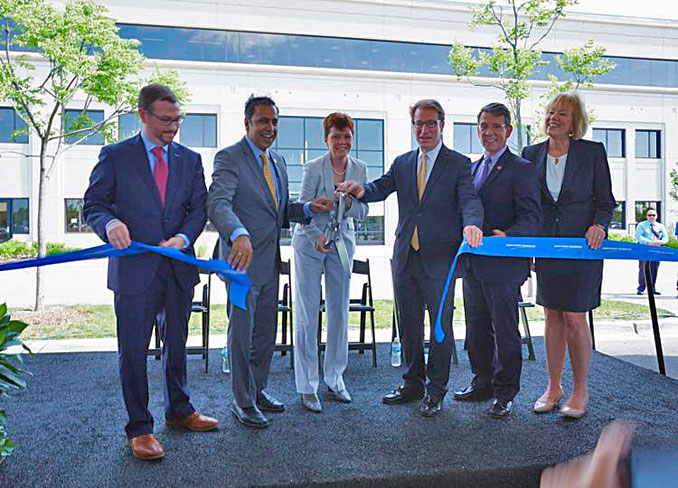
[{"x1": 585, "y1": 225, "x2": 605, "y2": 250}]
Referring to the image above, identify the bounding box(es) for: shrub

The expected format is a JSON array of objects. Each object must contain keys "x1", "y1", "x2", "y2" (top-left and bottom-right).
[
  {"x1": 0, "y1": 303, "x2": 32, "y2": 462},
  {"x1": 607, "y1": 232, "x2": 635, "y2": 243},
  {"x1": 0, "y1": 240, "x2": 80, "y2": 260}
]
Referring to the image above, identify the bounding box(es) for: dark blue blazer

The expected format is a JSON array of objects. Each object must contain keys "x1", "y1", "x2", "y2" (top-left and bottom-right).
[
  {"x1": 362, "y1": 144, "x2": 483, "y2": 279},
  {"x1": 521, "y1": 139, "x2": 615, "y2": 237},
  {"x1": 466, "y1": 148, "x2": 541, "y2": 283},
  {"x1": 84, "y1": 134, "x2": 207, "y2": 295}
]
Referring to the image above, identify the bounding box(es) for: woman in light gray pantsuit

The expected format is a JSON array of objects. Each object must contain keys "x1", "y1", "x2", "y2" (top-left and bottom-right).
[{"x1": 292, "y1": 113, "x2": 368, "y2": 412}]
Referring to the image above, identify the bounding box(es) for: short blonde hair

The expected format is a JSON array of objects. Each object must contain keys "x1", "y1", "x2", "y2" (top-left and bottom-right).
[{"x1": 544, "y1": 92, "x2": 588, "y2": 140}]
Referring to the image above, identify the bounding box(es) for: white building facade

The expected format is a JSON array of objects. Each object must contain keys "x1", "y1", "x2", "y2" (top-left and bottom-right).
[{"x1": 2, "y1": 0, "x2": 677, "y2": 259}]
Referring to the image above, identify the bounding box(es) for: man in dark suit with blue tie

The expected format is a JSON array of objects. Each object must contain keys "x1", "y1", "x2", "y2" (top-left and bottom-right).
[
  {"x1": 453, "y1": 102, "x2": 541, "y2": 418},
  {"x1": 339, "y1": 99, "x2": 483, "y2": 417},
  {"x1": 84, "y1": 84, "x2": 218, "y2": 461}
]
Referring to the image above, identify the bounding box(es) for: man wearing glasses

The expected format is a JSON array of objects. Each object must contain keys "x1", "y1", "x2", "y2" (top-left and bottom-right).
[
  {"x1": 453, "y1": 103, "x2": 540, "y2": 418},
  {"x1": 338, "y1": 99, "x2": 483, "y2": 418},
  {"x1": 84, "y1": 84, "x2": 218, "y2": 461},
  {"x1": 636, "y1": 208, "x2": 667, "y2": 295}
]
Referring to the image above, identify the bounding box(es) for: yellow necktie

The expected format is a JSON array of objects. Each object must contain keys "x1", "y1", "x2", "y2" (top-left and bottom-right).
[
  {"x1": 411, "y1": 152, "x2": 428, "y2": 251},
  {"x1": 261, "y1": 153, "x2": 278, "y2": 210}
]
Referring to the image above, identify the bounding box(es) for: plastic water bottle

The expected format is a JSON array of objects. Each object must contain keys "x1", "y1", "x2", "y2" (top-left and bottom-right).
[
  {"x1": 391, "y1": 337, "x2": 402, "y2": 367},
  {"x1": 221, "y1": 345, "x2": 230, "y2": 374}
]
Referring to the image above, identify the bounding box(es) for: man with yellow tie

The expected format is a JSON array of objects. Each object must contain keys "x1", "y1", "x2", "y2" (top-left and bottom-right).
[
  {"x1": 207, "y1": 96, "x2": 333, "y2": 429},
  {"x1": 337, "y1": 99, "x2": 483, "y2": 417}
]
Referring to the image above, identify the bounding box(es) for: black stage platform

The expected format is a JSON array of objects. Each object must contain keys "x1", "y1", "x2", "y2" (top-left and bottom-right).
[{"x1": 2, "y1": 339, "x2": 678, "y2": 487}]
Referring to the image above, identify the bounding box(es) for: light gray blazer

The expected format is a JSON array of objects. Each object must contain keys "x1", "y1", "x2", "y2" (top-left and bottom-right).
[
  {"x1": 292, "y1": 153, "x2": 369, "y2": 253},
  {"x1": 208, "y1": 137, "x2": 306, "y2": 286}
]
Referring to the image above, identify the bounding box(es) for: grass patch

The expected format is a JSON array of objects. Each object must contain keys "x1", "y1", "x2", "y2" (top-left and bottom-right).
[{"x1": 11, "y1": 298, "x2": 675, "y2": 341}]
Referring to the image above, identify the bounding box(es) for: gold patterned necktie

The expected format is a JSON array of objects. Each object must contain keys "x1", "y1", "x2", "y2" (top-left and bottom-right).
[
  {"x1": 261, "y1": 153, "x2": 278, "y2": 210},
  {"x1": 411, "y1": 152, "x2": 428, "y2": 251}
]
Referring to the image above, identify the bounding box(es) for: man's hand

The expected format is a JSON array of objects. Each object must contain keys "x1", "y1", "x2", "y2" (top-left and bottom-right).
[
  {"x1": 106, "y1": 221, "x2": 131, "y2": 250},
  {"x1": 650, "y1": 241, "x2": 664, "y2": 247},
  {"x1": 492, "y1": 229, "x2": 507, "y2": 237},
  {"x1": 463, "y1": 225, "x2": 483, "y2": 248},
  {"x1": 335, "y1": 180, "x2": 365, "y2": 199},
  {"x1": 228, "y1": 235, "x2": 253, "y2": 272},
  {"x1": 315, "y1": 234, "x2": 332, "y2": 254},
  {"x1": 310, "y1": 197, "x2": 335, "y2": 213},
  {"x1": 585, "y1": 225, "x2": 605, "y2": 250},
  {"x1": 159, "y1": 236, "x2": 185, "y2": 250}
]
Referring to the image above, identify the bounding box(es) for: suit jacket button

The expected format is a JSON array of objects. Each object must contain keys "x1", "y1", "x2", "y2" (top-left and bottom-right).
[
  {"x1": 554, "y1": 218, "x2": 560, "y2": 223},
  {"x1": 163, "y1": 218, "x2": 169, "y2": 223}
]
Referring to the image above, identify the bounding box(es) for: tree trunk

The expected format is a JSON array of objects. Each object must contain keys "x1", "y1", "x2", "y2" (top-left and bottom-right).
[
  {"x1": 34, "y1": 139, "x2": 48, "y2": 311},
  {"x1": 515, "y1": 97, "x2": 524, "y2": 153}
]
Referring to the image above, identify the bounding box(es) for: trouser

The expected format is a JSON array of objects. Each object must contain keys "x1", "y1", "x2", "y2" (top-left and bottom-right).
[
  {"x1": 638, "y1": 261, "x2": 659, "y2": 293},
  {"x1": 293, "y1": 244, "x2": 351, "y2": 394},
  {"x1": 114, "y1": 258, "x2": 194, "y2": 439},
  {"x1": 463, "y1": 270, "x2": 523, "y2": 401},
  {"x1": 393, "y1": 249, "x2": 455, "y2": 399},
  {"x1": 227, "y1": 273, "x2": 279, "y2": 408}
]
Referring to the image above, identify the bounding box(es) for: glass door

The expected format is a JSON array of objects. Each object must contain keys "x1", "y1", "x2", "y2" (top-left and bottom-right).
[{"x1": 0, "y1": 199, "x2": 10, "y2": 243}]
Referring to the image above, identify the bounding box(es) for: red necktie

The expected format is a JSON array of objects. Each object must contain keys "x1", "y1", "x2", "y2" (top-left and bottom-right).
[{"x1": 151, "y1": 146, "x2": 168, "y2": 207}]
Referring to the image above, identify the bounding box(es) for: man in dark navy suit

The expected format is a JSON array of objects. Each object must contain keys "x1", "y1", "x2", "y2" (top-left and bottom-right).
[
  {"x1": 84, "y1": 84, "x2": 218, "y2": 460},
  {"x1": 453, "y1": 102, "x2": 541, "y2": 418},
  {"x1": 339, "y1": 99, "x2": 483, "y2": 418}
]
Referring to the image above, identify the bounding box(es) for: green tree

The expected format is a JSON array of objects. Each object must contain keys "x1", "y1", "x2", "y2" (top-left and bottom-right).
[
  {"x1": 0, "y1": 0, "x2": 187, "y2": 310},
  {"x1": 448, "y1": 0, "x2": 614, "y2": 150}
]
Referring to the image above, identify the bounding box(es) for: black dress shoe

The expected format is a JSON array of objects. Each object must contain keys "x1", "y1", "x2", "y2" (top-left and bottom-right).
[
  {"x1": 418, "y1": 395, "x2": 443, "y2": 418},
  {"x1": 654, "y1": 291, "x2": 662, "y2": 295},
  {"x1": 488, "y1": 398, "x2": 513, "y2": 419},
  {"x1": 453, "y1": 384, "x2": 493, "y2": 402},
  {"x1": 382, "y1": 385, "x2": 424, "y2": 405},
  {"x1": 231, "y1": 401, "x2": 269, "y2": 429},
  {"x1": 256, "y1": 390, "x2": 285, "y2": 413}
]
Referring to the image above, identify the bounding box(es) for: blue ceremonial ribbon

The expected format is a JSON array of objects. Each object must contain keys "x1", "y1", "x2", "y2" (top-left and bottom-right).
[
  {"x1": 0, "y1": 242, "x2": 251, "y2": 309},
  {"x1": 433, "y1": 237, "x2": 678, "y2": 344}
]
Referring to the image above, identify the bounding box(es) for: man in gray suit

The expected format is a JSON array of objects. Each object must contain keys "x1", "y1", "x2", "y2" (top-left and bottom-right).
[{"x1": 207, "y1": 95, "x2": 333, "y2": 429}]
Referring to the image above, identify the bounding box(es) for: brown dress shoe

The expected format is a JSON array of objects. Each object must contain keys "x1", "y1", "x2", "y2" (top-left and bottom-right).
[
  {"x1": 129, "y1": 434, "x2": 165, "y2": 461},
  {"x1": 165, "y1": 411, "x2": 219, "y2": 432}
]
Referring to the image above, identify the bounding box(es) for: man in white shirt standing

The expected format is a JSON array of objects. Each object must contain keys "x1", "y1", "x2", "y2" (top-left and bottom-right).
[{"x1": 635, "y1": 208, "x2": 668, "y2": 295}]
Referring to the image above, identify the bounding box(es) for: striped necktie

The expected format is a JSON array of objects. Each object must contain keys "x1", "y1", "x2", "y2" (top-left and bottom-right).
[{"x1": 261, "y1": 153, "x2": 278, "y2": 210}]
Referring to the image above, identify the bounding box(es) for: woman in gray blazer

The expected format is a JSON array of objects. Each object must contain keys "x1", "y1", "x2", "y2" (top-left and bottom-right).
[
  {"x1": 292, "y1": 113, "x2": 369, "y2": 412},
  {"x1": 522, "y1": 92, "x2": 615, "y2": 419}
]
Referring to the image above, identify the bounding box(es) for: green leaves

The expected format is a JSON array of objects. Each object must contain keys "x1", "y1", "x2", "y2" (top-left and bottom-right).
[
  {"x1": 449, "y1": 0, "x2": 615, "y2": 152},
  {"x1": 0, "y1": 303, "x2": 31, "y2": 459}
]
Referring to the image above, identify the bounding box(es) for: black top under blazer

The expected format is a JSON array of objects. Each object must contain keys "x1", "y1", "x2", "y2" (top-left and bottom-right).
[
  {"x1": 466, "y1": 148, "x2": 541, "y2": 283},
  {"x1": 361, "y1": 144, "x2": 483, "y2": 279}
]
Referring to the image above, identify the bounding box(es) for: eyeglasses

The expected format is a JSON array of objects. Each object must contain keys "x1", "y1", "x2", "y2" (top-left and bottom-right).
[
  {"x1": 647, "y1": 214, "x2": 657, "y2": 217},
  {"x1": 148, "y1": 110, "x2": 185, "y2": 126},
  {"x1": 478, "y1": 123, "x2": 507, "y2": 132},
  {"x1": 413, "y1": 120, "x2": 439, "y2": 130}
]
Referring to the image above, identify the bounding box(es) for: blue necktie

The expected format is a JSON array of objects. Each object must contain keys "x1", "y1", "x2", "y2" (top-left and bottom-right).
[{"x1": 474, "y1": 156, "x2": 491, "y2": 189}]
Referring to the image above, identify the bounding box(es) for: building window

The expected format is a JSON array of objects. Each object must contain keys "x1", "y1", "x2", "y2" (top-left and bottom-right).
[
  {"x1": 635, "y1": 200, "x2": 661, "y2": 224},
  {"x1": 635, "y1": 130, "x2": 660, "y2": 159},
  {"x1": 592, "y1": 128, "x2": 625, "y2": 158},
  {"x1": 453, "y1": 123, "x2": 484, "y2": 155},
  {"x1": 64, "y1": 109, "x2": 105, "y2": 145},
  {"x1": 0, "y1": 107, "x2": 28, "y2": 143},
  {"x1": 274, "y1": 116, "x2": 385, "y2": 245},
  {"x1": 0, "y1": 198, "x2": 29, "y2": 241},
  {"x1": 355, "y1": 216, "x2": 385, "y2": 244},
  {"x1": 115, "y1": 24, "x2": 678, "y2": 89},
  {"x1": 181, "y1": 113, "x2": 217, "y2": 148},
  {"x1": 118, "y1": 112, "x2": 142, "y2": 140},
  {"x1": 274, "y1": 116, "x2": 384, "y2": 199},
  {"x1": 65, "y1": 198, "x2": 92, "y2": 233},
  {"x1": 610, "y1": 201, "x2": 625, "y2": 229}
]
